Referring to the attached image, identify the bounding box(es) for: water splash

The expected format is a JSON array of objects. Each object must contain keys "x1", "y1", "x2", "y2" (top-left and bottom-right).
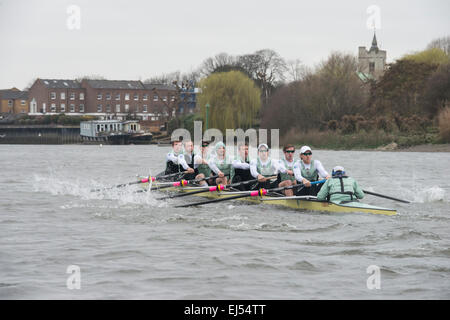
[
  {"x1": 32, "y1": 173, "x2": 165, "y2": 207},
  {"x1": 413, "y1": 186, "x2": 445, "y2": 203}
]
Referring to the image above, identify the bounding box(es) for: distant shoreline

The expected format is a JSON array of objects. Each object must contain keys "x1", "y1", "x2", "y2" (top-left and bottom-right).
[{"x1": 390, "y1": 144, "x2": 450, "y2": 152}]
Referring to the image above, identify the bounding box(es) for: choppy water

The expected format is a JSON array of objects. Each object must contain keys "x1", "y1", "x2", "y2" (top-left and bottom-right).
[{"x1": 1, "y1": 145, "x2": 449, "y2": 299}]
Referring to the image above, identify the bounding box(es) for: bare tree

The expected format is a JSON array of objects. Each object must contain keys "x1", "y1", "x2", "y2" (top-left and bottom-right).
[
  {"x1": 286, "y1": 59, "x2": 311, "y2": 82},
  {"x1": 198, "y1": 53, "x2": 236, "y2": 76},
  {"x1": 254, "y1": 49, "x2": 288, "y2": 105},
  {"x1": 427, "y1": 36, "x2": 450, "y2": 55}
]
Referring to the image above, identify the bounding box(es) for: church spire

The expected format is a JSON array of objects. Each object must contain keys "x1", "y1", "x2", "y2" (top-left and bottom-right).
[{"x1": 370, "y1": 31, "x2": 379, "y2": 52}]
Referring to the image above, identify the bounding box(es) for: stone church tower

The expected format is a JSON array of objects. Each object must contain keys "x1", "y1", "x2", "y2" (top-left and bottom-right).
[{"x1": 358, "y1": 33, "x2": 387, "y2": 80}]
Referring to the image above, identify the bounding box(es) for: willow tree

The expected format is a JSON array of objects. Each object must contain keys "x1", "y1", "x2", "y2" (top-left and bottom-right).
[{"x1": 197, "y1": 71, "x2": 261, "y2": 132}]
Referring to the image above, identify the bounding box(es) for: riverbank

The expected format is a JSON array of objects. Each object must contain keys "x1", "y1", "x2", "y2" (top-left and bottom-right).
[{"x1": 391, "y1": 143, "x2": 450, "y2": 152}]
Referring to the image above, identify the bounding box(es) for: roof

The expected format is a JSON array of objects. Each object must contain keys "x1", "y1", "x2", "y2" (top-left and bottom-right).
[
  {"x1": 369, "y1": 33, "x2": 379, "y2": 53},
  {"x1": 0, "y1": 90, "x2": 28, "y2": 100},
  {"x1": 142, "y1": 83, "x2": 177, "y2": 91},
  {"x1": 85, "y1": 79, "x2": 145, "y2": 90},
  {"x1": 356, "y1": 71, "x2": 374, "y2": 83},
  {"x1": 40, "y1": 79, "x2": 82, "y2": 89}
]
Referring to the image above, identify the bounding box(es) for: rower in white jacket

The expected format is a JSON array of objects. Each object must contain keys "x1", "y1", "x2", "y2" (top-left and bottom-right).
[{"x1": 293, "y1": 145, "x2": 330, "y2": 196}]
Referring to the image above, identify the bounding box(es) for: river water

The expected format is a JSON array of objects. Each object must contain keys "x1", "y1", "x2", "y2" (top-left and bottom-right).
[{"x1": 1, "y1": 145, "x2": 449, "y2": 299}]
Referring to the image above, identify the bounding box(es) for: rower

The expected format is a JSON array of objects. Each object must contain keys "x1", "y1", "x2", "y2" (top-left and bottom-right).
[
  {"x1": 164, "y1": 139, "x2": 194, "y2": 176},
  {"x1": 231, "y1": 142, "x2": 253, "y2": 191},
  {"x1": 277, "y1": 144, "x2": 297, "y2": 196},
  {"x1": 208, "y1": 142, "x2": 234, "y2": 186},
  {"x1": 249, "y1": 143, "x2": 284, "y2": 191},
  {"x1": 316, "y1": 166, "x2": 364, "y2": 203},
  {"x1": 182, "y1": 140, "x2": 201, "y2": 181},
  {"x1": 195, "y1": 140, "x2": 213, "y2": 186},
  {"x1": 293, "y1": 145, "x2": 330, "y2": 196}
]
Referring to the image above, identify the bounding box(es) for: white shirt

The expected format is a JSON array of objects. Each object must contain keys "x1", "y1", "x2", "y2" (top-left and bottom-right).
[
  {"x1": 249, "y1": 158, "x2": 285, "y2": 178},
  {"x1": 183, "y1": 152, "x2": 203, "y2": 169},
  {"x1": 166, "y1": 152, "x2": 190, "y2": 170},
  {"x1": 293, "y1": 159, "x2": 329, "y2": 181},
  {"x1": 232, "y1": 156, "x2": 250, "y2": 170}
]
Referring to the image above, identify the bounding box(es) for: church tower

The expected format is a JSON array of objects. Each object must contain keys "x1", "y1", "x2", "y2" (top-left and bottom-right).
[{"x1": 358, "y1": 32, "x2": 387, "y2": 80}]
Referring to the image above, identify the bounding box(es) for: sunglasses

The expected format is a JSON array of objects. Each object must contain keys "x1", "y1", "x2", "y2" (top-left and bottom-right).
[
  {"x1": 302, "y1": 152, "x2": 312, "y2": 156},
  {"x1": 285, "y1": 150, "x2": 295, "y2": 153},
  {"x1": 259, "y1": 150, "x2": 268, "y2": 153}
]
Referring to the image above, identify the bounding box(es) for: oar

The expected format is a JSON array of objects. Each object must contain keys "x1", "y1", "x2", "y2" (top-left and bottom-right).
[
  {"x1": 175, "y1": 180, "x2": 325, "y2": 208},
  {"x1": 151, "y1": 171, "x2": 188, "y2": 180},
  {"x1": 144, "y1": 175, "x2": 220, "y2": 191},
  {"x1": 363, "y1": 190, "x2": 411, "y2": 204},
  {"x1": 90, "y1": 176, "x2": 158, "y2": 192},
  {"x1": 90, "y1": 171, "x2": 188, "y2": 192},
  {"x1": 157, "y1": 178, "x2": 259, "y2": 200},
  {"x1": 157, "y1": 175, "x2": 276, "y2": 199}
]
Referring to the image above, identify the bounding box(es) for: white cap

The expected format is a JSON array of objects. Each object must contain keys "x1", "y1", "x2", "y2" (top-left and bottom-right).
[
  {"x1": 299, "y1": 146, "x2": 312, "y2": 154},
  {"x1": 258, "y1": 143, "x2": 269, "y2": 151},
  {"x1": 333, "y1": 166, "x2": 345, "y2": 172}
]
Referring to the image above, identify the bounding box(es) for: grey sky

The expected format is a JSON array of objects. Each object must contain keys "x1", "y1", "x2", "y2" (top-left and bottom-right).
[{"x1": 0, "y1": 0, "x2": 449, "y2": 89}]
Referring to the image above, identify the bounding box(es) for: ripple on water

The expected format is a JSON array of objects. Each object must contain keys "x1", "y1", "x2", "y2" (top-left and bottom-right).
[{"x1": 287, "y1": 260, "x2": 320, "y2": 272}]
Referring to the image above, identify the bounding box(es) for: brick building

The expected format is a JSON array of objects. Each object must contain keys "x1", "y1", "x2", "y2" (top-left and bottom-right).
[
  {"x1": 28, "y1": 79, "x2": 86, "y2": 114},
  {"x1": 81, "y1": 80, "x2": 177, "y2": 121},
  {"x1": 26, "y1": 78, "x2": 181, "y2": 123},
  {"x1": 0, "y1": 88, "x2": 28, "y2": 114}
]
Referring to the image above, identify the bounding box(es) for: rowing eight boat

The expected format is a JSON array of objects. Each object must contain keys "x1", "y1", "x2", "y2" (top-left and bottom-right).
[{"x1": 141, "y1": 181, "x2": 397, "y2": 216}]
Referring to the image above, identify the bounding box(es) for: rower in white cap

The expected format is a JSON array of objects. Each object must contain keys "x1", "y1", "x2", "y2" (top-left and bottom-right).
[
  {"x1": 293, "y1": 145, "x2": 330, "y2": 196},
  {"x1": 316, "y1": 166, "x2": 365, "y2": 203}
]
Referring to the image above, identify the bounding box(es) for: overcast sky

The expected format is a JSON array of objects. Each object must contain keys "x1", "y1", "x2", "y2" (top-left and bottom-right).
[{"x1": 0, "y1": 0, "x2": 449, "y2": 90}]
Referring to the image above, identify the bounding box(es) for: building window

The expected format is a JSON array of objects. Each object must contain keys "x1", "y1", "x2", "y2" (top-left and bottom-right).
[
  {"x1": 51, "y1": 92, "x2": 56, "y2": 99},
  {"x1": 80, "y1": 104, "x2": 84, "y2": 112},
  {"x1": 70, "y1": 93, "x2": 75, "y2": 100},
  {"x1": 163, "y1": 96, "x2": 167, "y2": 102},
  {"x1": 8, "y1": 100, "x2": 13, "y2": 107},
  {"x1": 21, "y1": 100, "x2": 26, "y2": 106},
  {"x1": 106, "y1": 104, "x2": 111, "y2": 112},
  {"x1": 97, "y1": 93, "x2": 102, "y2": 100},
  {"x1": 134, "y1": 94, "x2": 139, "y2": 101},
  {"x1": 97, "y1": 104, "x2": 102, "y2": 112},
  {"x1": 153, "y1": 95, "x2": 158, "y2": 101},
  {"x1": 115, "y1": 93, "x2": 120, "y2": 100},
  {"x1": 171, "y1": 95, "x2": 175, "y2": 102},
  {"x1": 106, "y1": 93, "x2": 111, "y2": 100},
  {"x1": 143, "y1": 94, "x2": 148, "y2": 101},
  {"x1": 51, "y1": 103, "x2": 56, "y2": 112},
  {"x1": 60, "y1": 92, "x2": 65, "y2": 100},
  {"x1": 124, "y1": 104, "x2": 129, "y2": 112},
  {"x1": 369, "y1": 62, "x2": 375, "y2": 73},
  {"x1": 70, "y1": 104, "x2": 75, "y2": 112},
  {"x1": 80, "y1": 93, "x2": 84, "y2": 100},
  {"x1": 143, "y1": 105, "x2": 148, "y2": 112},
  {"x1": 116, "y1": 104, "x2": 121, "y2": 112},
  {"x1": 125, "y1": 93, "x2": 130, "y2": 101},
  {"x1": 61, "y1": 103, "x2": 66, "y2": 112}
]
